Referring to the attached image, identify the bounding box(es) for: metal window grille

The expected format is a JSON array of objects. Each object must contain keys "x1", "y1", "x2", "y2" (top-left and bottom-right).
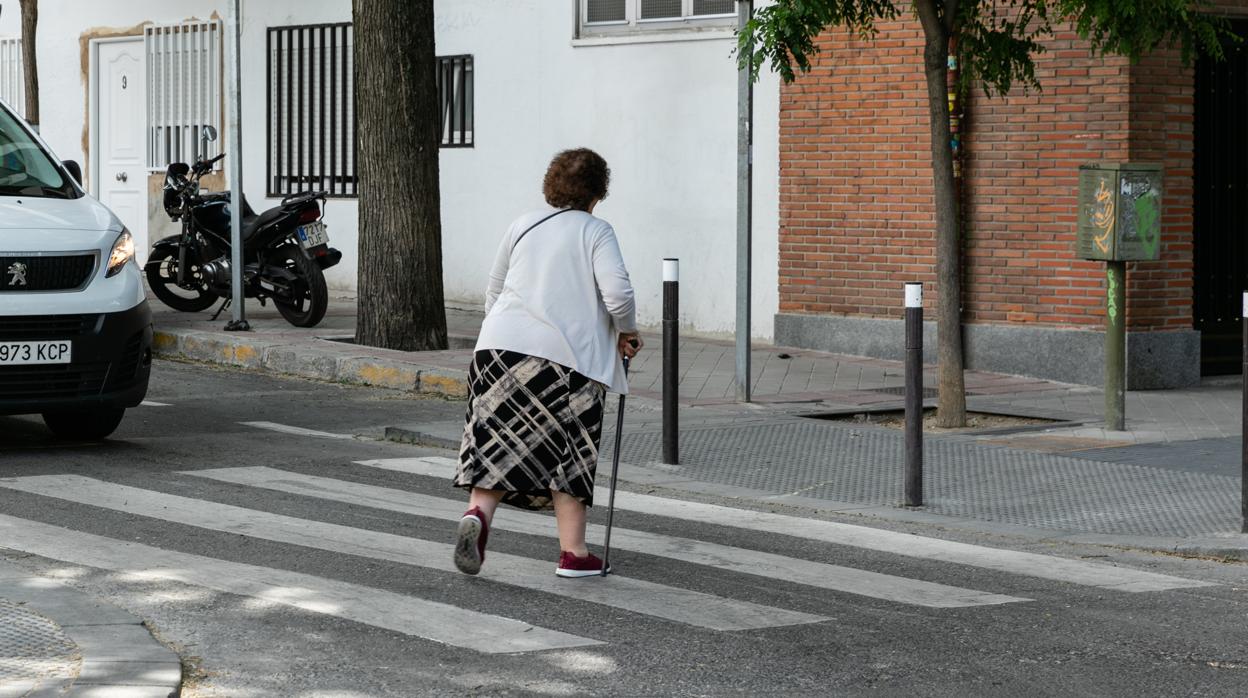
[
  {"x1": 145, "y1": 21, "x2": 223, "y2": 171},
  {"x1": 267, "y1": 25, "x2": 469, "y2": 196},
  {"x1": 586, "y1": 0, "x2": 626, "y2": 22},
  {"x1": 640, "y1": 0, "x2": 683, "y2": 19},
  {"x1": 0, "y1": 38, "x2": 24, "y2": 118},
  {"x1": 581, "y1": 0, "x2": 737, "y2": 32},
  {"x1": 267, "y1": 23, "x2": 356, "y2": 198},
  {"x1": 439, "y1": 55, "x2": 473, "y2": 147},
  {"x1": 691, "y1": 0, "x2": 735, "y2": 15}
]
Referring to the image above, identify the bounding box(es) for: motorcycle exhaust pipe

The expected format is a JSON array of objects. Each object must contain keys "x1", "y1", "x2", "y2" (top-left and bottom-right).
[{"x1": 201, "y1": 258, "x2": 231, "y2": 287}]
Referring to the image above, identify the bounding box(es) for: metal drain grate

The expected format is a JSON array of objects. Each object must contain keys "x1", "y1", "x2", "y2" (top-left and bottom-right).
[
  {"x1": 866, "y1": 386, "x2": 939, "y2": 398},
  {"x1": 0, "y1": 600, "x2": 80, "y2": 689},
  {"x1": 607, "y1": 420, "x2": 1240, "y2": 537}
]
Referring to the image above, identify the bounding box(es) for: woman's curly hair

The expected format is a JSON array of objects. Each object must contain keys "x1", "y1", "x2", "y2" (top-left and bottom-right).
[{"x1": 543, "y1": 148, "x2": 610, "y2": 212}]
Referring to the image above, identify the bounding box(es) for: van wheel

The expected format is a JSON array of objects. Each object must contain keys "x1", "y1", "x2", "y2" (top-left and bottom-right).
[{"x1": 42, "y1": 408, "x2": 126, "y2": 440}]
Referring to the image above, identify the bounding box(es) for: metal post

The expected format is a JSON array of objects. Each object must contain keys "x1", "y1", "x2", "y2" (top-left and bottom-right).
[
  {"x1": 735, "y1": 0, "x2": 753, "y2": 402},
  {"x1": 1105, "y1": 261, "x2": 1126, "y2": 430},
  {"x1": 1241, "y1": 292, "x2": 1247, "y2": 533},
  {"x1": 224, "y1": 0, "x2": 249, "y2": 331},
  {"x1": 663, "y1": 259, "x2": 680, "y2": 465},
  {"x1": 904, "y1": 283, "x2": 923, "y2": 507}
]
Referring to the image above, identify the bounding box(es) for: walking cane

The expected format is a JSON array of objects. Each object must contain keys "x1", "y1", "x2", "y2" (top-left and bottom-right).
[{"x1": 601, "y1": 344, "x2": 636, "y2": 576}]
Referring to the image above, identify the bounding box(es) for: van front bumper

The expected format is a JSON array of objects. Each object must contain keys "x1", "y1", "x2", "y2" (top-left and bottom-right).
[{"x1": 0, "y1": 302, "x2": 153, "y2": 416}]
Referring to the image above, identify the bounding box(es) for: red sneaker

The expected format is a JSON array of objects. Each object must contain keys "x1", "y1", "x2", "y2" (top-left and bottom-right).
[
  {"x1": 556, "y1": 551, "x2": 611, "y2": 578},
  {"x1": 453, "y1": 506, "x2": 489, "y2": 575}
]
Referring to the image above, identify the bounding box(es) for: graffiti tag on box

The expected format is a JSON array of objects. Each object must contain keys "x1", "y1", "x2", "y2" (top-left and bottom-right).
[{"x1": 1116, "y1": 172, "x2": 1161, "y2": 259}]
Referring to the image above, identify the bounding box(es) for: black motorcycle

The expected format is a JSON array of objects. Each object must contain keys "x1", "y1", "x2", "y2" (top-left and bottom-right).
[{"x1": 145, "y1": 134, "x2": 341, "y2": 328}]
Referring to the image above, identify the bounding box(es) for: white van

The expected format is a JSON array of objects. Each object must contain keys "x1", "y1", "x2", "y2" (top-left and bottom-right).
[{"x1": 0, "y1": 102, "x2": 152, "y2": 440}]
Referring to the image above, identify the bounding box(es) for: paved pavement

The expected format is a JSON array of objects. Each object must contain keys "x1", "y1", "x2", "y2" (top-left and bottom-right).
[
  {"x1": 10, "y1": 291, "x2": 1246, "y2": 695},
  {"x1": 148, "y1": 293, "x2": 1248, "y2": 550},
  {"x1": 0, "y1": 560, "x2": 180, "y2": 696}
]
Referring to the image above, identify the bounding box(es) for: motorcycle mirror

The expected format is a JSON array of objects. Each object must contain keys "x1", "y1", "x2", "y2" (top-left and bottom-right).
[{"x1": 198, "y1": 126, "x2": 218, "y2": 167}]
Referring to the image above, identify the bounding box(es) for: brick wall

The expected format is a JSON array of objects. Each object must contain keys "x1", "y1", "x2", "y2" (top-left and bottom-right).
[
  {"x1": 779, "y1": 4, "x2": 1248, "y2": 332},
  {"x1": 1126, "y1": 47, "x2": 1194, "y2": 331},
  {"x1": 779, "y1": 26, "x2": 934, "y2": 318},
  {"x1": 962, "y1": 29, "x2": 1130, "y2": 329}
]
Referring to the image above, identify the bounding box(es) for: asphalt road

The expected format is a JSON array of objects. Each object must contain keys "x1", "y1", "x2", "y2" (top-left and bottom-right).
[{"x1": 2, "y1": 360, "x2": 1248, "y2": 697}]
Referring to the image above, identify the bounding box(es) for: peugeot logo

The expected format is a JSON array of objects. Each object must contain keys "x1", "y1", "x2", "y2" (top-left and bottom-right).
[{"x1": 6, "y1": 262, "x2": 27, "y2": 287}]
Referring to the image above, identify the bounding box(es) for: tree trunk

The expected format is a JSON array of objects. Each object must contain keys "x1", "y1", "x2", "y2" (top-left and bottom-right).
[
  {"x1": 915, "y1": 1, "x2": 967, "y2": 427},
  {"x1": 20, "y1": 0, "x2": 38, "y2": 129},
  {"x1": 352, "y1": 0, "x2": 447, "y2": 351}
]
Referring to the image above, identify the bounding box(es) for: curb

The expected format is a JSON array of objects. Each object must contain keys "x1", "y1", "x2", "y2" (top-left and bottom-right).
[
  {"x1": 0, "y1": 559, "x2": 182, "y2": 697},
  {"x1": 384, "y1": 423, "x2": 463, "y2": 450},
  {"x1": 1172, "y1": 538, "x2": 1248, "y2": 562},
  {"x1": 153, "y1": 329, "x2": 469, "y2": 398}
]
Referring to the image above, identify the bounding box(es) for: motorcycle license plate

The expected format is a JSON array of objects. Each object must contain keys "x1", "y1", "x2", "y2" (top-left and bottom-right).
[
  {"x1": 296, "y1": 222, "x2": 329, "y2": 250},
  {"x1": 0, "y1": 341, "x2": 71, "y2": 365}
]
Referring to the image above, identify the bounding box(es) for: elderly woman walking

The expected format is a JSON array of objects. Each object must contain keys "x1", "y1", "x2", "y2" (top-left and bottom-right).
[{"x1": 453, "y1": 148, "x2": 642, "y2": 578}]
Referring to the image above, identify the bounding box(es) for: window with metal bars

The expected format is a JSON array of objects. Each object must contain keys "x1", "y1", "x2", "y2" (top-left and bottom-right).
[
  {"x1": 145, "y1": 21, "x2": 223, "y2": 170},
  {"x1": 439, "y1": 55, "x2": 473, "y2": 147},
  {"x1": 581, "y1": 0, "x2": 736, "y2": 34},
  {"x1": 267, "y1": 23, "x2": 356, "y2": 198},
  {"x1": 0, "y1": 38, "x2": 25, "y2": 119},
  {"x1": 267, "y1": 25, "x2": 474, "y2": 198}
]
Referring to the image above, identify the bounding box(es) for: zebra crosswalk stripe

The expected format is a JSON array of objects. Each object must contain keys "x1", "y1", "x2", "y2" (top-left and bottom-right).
[
  {"x1": 356, "y1": 457, "x2": 1214, "y2": 593},
  {"x1": 187, "y1": 466, "x2": 1028, "y2": 608},
  {"x1": 0, "y1": 513, "x2": 598, "y2": 653},
  {"x1": 0, "y1": 475, "x2": 827, "y2": 631},
  {"x1": 240, "y1": 421, "x2": 356, "y2": 440}
]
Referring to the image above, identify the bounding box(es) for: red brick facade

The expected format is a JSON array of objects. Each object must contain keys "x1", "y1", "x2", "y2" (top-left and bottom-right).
[{"x1": 779, "y1": 6, "x2": 1248, "y2": 334}]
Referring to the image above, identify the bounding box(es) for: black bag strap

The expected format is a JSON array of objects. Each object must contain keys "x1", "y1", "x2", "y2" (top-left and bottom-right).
[{"x1": 511, "y1": 208, "x2": 573, "y2": 253}]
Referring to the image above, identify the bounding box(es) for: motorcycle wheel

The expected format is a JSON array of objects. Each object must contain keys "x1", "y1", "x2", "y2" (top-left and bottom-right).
[
  {"x1": 145, "y1": 245, "x2": 219, "y2": 312},
  {"x1": 272, "y1": 244, "x2": 328, "y2": 328}
]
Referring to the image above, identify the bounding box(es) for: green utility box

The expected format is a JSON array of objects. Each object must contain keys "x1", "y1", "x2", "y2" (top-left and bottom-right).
[{"x1": 1075, "y1": 163, "x2": 1164, "y2": 261}]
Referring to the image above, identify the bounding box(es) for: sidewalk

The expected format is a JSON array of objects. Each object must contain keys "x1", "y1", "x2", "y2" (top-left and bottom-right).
[
  {"x1": 149, "y1": 293, "x2": 1248, "y2": 559},
  {"x1": 0, "y1": 560, "x2": 181, "y2": 697}
]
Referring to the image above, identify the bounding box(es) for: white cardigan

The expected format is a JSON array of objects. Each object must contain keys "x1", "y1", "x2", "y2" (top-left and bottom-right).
[{"x1": 475, "y1": 207, "x2": 638, "y2": 394}]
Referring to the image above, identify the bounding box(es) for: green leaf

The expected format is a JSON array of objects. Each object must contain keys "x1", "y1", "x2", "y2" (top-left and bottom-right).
[{"x1": 739, "y1": 0, "x2": 1239, "y2": 91}]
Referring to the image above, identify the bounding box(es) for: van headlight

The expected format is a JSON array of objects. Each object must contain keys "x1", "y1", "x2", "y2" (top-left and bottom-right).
[{"x1": 106, "y1": 229, "x2": 135, "y2": 277}]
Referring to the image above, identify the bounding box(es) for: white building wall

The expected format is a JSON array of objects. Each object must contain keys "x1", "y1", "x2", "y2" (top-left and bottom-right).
[
  {"x1": 435, "y1": 0, "x2": 779, "y2": 340},
  {"x1": 0, "y1": 0, "x2": 779, "y2": 340}
]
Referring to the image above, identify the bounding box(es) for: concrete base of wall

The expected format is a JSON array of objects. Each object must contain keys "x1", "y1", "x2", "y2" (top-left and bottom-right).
[{"x1": 774, "y1": 313, "x2": 1201, "y2": 389}]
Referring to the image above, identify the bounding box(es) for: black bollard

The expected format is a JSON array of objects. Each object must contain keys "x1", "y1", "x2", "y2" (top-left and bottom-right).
[
  {"x1": 663, "y1": 258, "x2": 679, "y2": 465},
  {"x1": 1242, "y1": 292, "x2": 1247, "y2": 533},
  {"x1": 904, "y1": 283, "x2": 923, "y2": 507}
]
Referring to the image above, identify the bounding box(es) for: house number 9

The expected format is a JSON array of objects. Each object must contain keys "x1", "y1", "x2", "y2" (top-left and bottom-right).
[{"x1": 122, "y1": 75, "x2": 127, "y2": 89}]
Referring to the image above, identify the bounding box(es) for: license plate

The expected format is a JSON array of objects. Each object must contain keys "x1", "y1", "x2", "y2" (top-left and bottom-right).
[
  {"x1": 296, "y1": 222, "x2": 330, "y2": 249},
  {"x1": 0, "y1": 341, "x2": 72, "y2": 365}
]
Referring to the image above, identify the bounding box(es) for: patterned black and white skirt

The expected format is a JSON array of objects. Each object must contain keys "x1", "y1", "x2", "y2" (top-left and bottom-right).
[{"x1": 455, "y1": 349, "x2": 607, "y2": 511}]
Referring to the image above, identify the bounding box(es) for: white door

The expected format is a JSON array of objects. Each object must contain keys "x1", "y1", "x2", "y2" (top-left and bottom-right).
[{"x1": 96, "y1": 40, "x2": 148, "y2": 264}]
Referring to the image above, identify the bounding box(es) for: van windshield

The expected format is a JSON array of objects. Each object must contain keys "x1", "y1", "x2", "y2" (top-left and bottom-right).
[{"x1": 0, "y1": 107, "x2": 76, "y2": 199}]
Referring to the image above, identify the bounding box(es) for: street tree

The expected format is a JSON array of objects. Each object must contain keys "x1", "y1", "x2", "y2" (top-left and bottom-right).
[
  {"x1": 739, "y1": 0, "x2": 1233, "y2": 426},
  {"x1": 352, "y1": 0, "x2": 448, "y2": 351},
  {"x1": 20, "y1": 0, "x2": 38, "y2": 130}
]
